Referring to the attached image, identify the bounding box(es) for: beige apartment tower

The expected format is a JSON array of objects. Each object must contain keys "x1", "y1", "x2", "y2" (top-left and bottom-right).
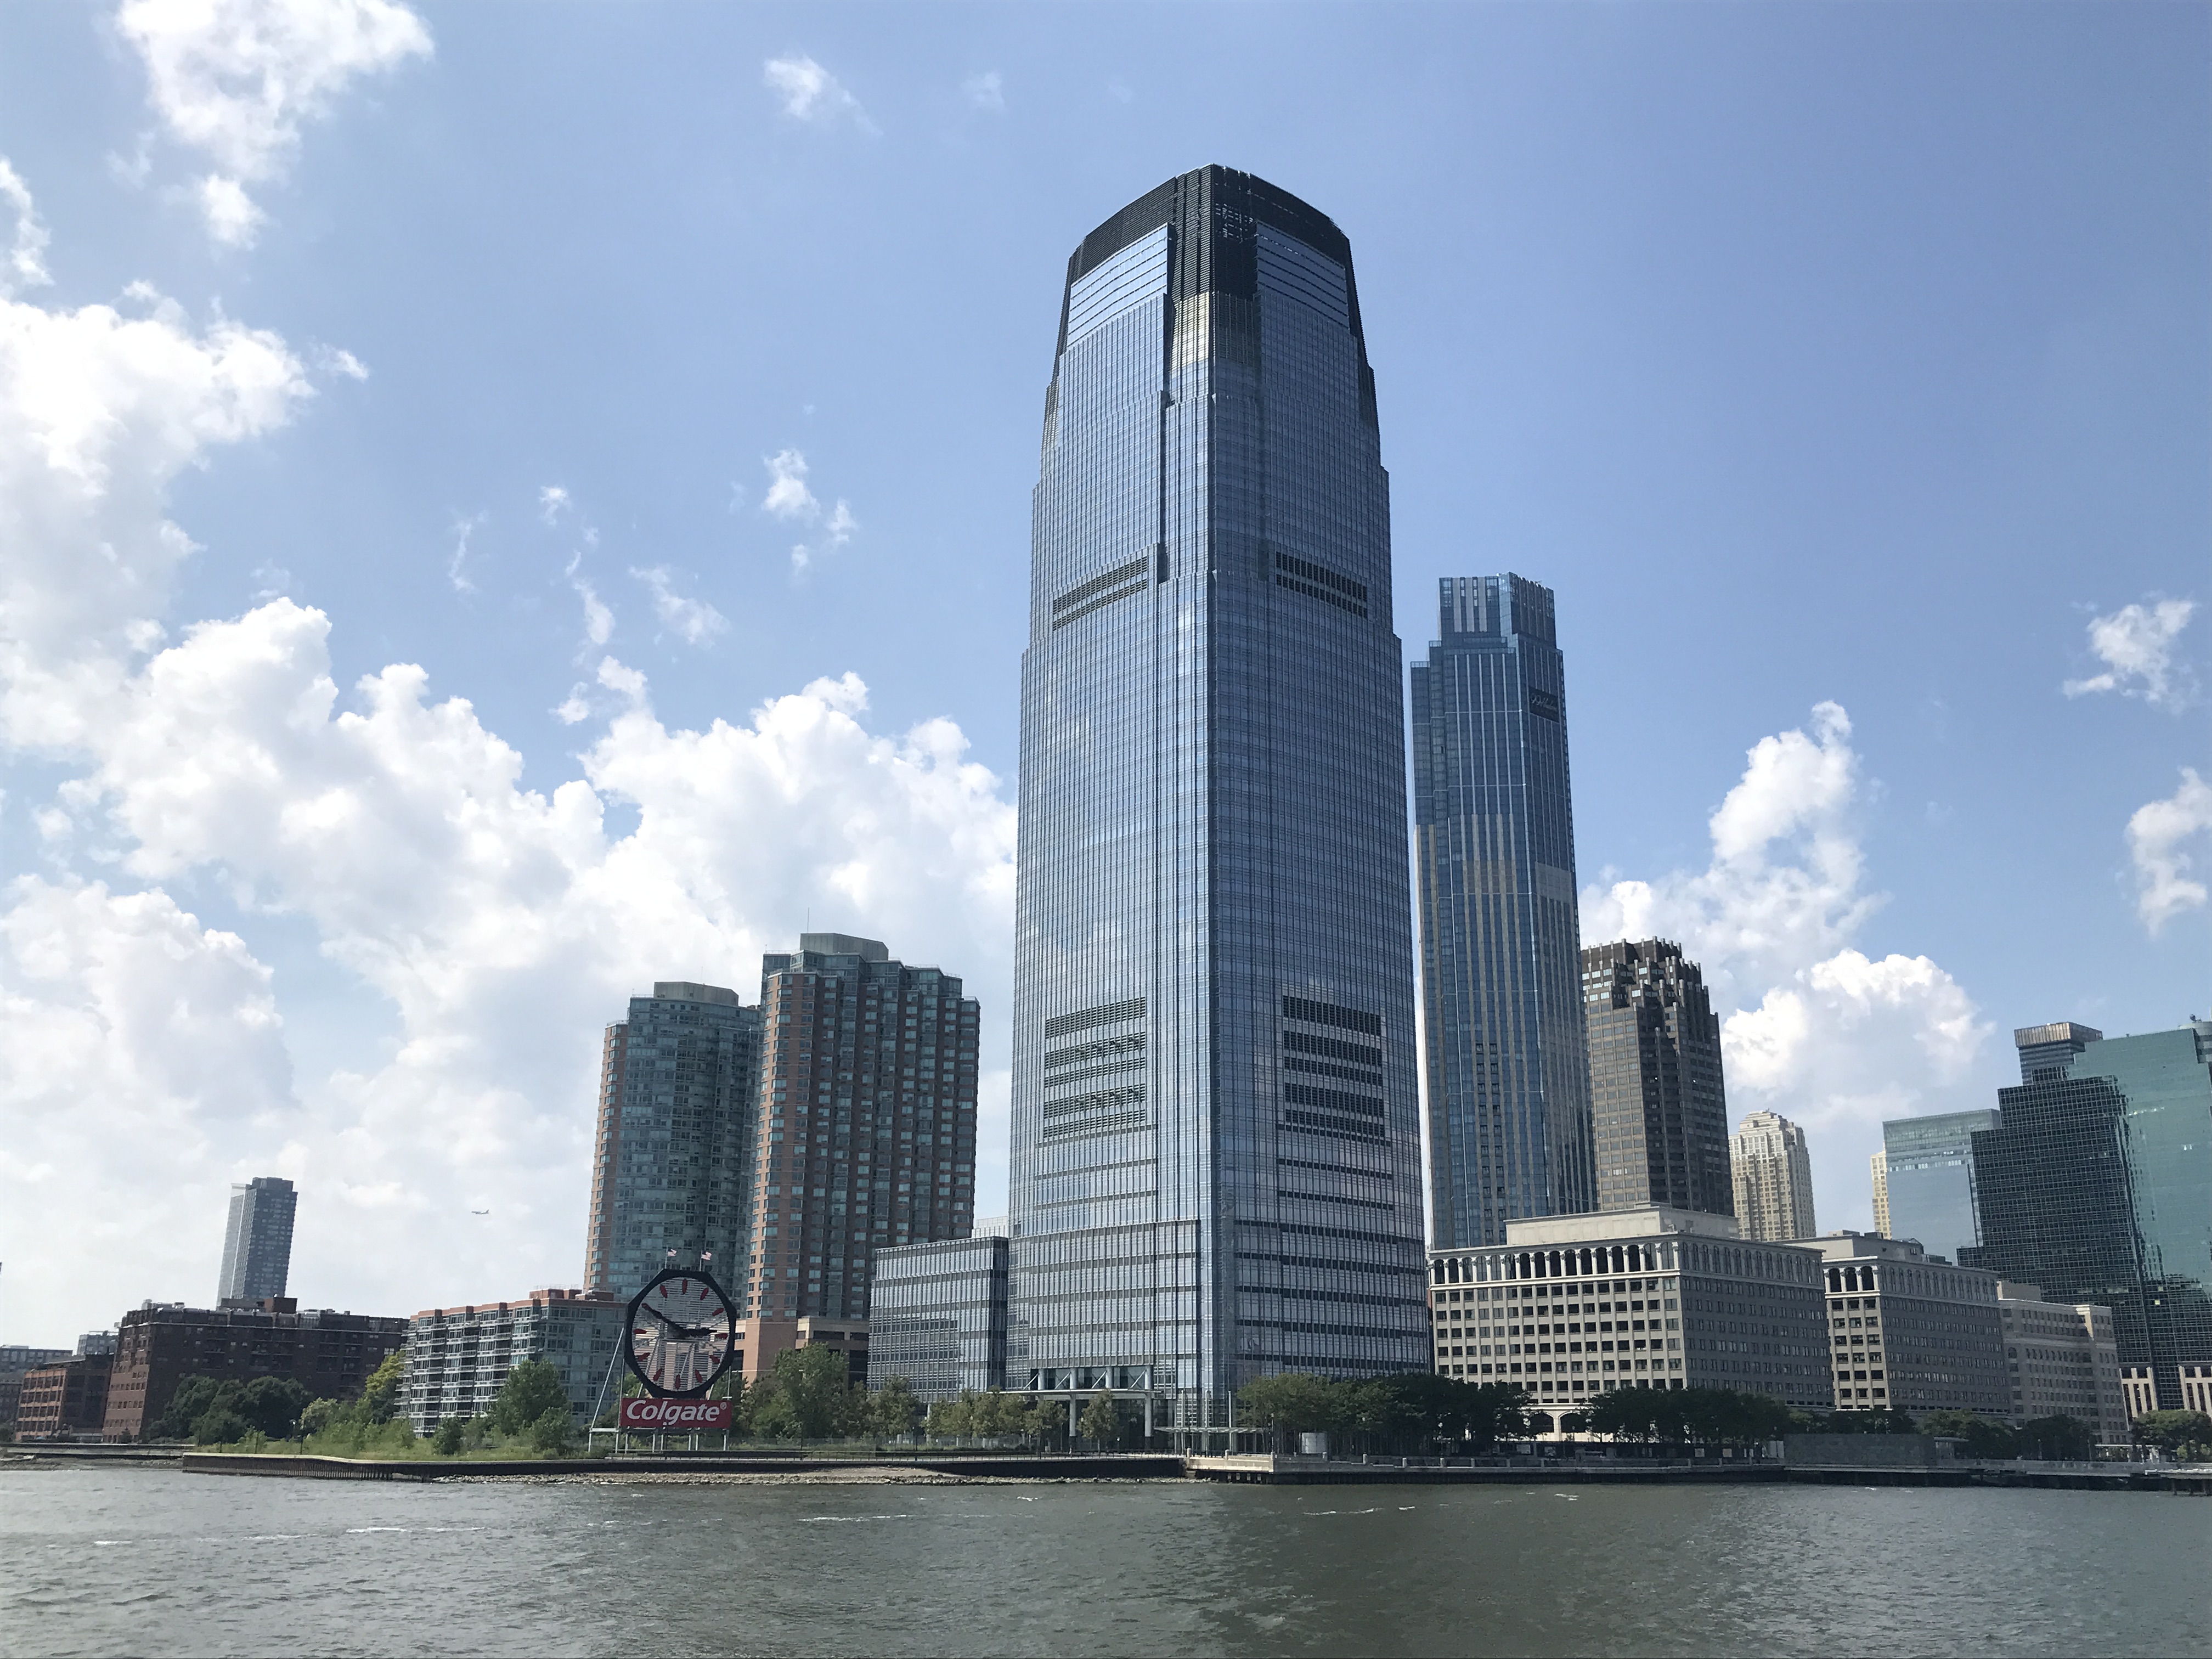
[{"x1": 1730, "y1": 1110, "x2": 1816, "y2": 1242}]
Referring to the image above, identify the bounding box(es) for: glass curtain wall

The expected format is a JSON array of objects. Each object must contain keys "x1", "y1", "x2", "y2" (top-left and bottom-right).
[{"x1": 1009, "y1": 167, "x2": 1429, "y2": 1421}]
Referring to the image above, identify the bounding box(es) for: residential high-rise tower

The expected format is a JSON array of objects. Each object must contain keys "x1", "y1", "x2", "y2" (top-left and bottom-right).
[
  {"x1": 1414, "y1": 574, "x2": 1595, "y2": 1247},
  {"x1": 748, "y1": 935, "x2": 979, "y2": 1322},
  {"x1": 217, "y1": 1176, "x2": 296, "y2": 1306},
  {"x1": 583, "y1": 983, "x2": 761, "y2": 1301},
  {"x1": 1008, "y1": 166, "x2": 1430, "y2": 1416},
  {"x1": 1729, "y1": 1110, "x2": 1816, "y2": 1241},
  {"x1": 1581, "y1": 940, "x2": 1732, "y2": 1217}
]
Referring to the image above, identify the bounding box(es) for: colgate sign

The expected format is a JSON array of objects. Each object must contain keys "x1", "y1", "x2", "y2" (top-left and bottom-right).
[{"x1": 620, "y1": 1397, "x2": 733, "y2": 1430}]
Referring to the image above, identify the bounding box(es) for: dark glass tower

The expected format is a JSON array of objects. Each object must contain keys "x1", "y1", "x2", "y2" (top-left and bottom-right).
[
  {"x1": 1413, "y1": 575, "x2": 1595, "y2": 1248},
  {"x1": 1008, "y1": 166, "x2": 1429, "y2": 1415},
  {"x1": 1581, "y1": 940, "x2": 1733, "y2": 1216},
  {"x1": 1962, "y1": 1019, "x2": 2212, "y2": 1409}
]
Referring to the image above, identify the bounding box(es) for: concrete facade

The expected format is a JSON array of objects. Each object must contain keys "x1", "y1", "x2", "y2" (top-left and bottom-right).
[
  {"x1": 400, "y1": 1289, "x2": 625, "y2": 1432},
  {"x1": 1804, "y1": 1233, "x2": 2007, "y2": 1418}
]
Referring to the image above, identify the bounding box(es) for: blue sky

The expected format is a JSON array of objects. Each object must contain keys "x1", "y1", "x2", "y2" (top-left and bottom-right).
[{"x1": 0, "y1": 1, "x2": 2203, "y2": 1344}]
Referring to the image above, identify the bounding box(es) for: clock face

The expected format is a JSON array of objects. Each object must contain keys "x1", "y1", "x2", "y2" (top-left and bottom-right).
[{"x1": 625, "y1": 1270, "x2": 736, "y2": 1398}]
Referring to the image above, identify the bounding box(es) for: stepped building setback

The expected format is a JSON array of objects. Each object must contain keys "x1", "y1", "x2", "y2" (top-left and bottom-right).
[
  {"x1": 1008, "y1": 165, "x2": 1431, "y2": 1420},
  {"x1": 1581, "y1": 940, "x2": 1731, "y2": 1218}
]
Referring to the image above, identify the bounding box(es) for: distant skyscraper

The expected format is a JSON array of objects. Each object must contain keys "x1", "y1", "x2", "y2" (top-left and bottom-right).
[
  {"x1": 217, "y1": 1176, "x2": 296, "y2": 1306},
  {"x1": 1581, "y1": 940, "x2": 1731, "y2": 1217},
  {"x1": 1961, "y1": 1019, "x2": 2212, "y2": 1410},
  {"x1": 1877, "y1": 1108, "x2": 2001, "y2": 1263},
  {"x1": 584, "y1": 982, "x2": 761, "y2": 1300},
  {"x1": 1729, "y1": 1111, "x2": 1816, "y2": 1241},
  {"x1": 749, "y1": 935, "x2": 978, "y2": 1322},
  {"x1": 1870, "y1": 1151, "x2": 1889, "y2": 1235},
  {"x1": 1414, "y1": 574, "x2": 1595, "y2": 1247},
  {"x1": 1008, "y1": 165, "x2": 1430, "y2": 1415}
]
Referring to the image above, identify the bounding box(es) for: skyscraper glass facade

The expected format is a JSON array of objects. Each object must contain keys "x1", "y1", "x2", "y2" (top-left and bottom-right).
[
  {"x1": 1008, "y1": 166, "x2": 1429, "y2": 1412},
  {"x1": 583, "y1": 983, "x2": 760, "y2": 1301},
  {"x1": 1963, "y1": 1020, "x2": 2212, "y2": 1408},
  {"x1": 1413, "y1": 575, "x2": 1595, "y2": 1247},
  {"x1": 217, "y1": 1176, "x2": 296, "y2": 1305},
  {"x1": 1878, "y1": 1108, "x2": 2000, "y2": 1264},
  {"x1": 1581, "y1": 940, "x2": 1732, "y2": 1216}
]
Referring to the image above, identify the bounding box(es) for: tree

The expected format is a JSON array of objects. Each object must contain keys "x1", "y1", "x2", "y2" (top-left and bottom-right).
[
  {"x1": 1583, "y1": 1387, "x2": 1657, "y2": 1443},
  {"x1": 158, "y1": 1376, "x2": 227, "y2": 1441},
  {"x1": 359, "y1": 1352, "x2": 406, "y2": 1424},
  {"x1": 193, "y1": 1406, "x2": 249, "y2": 1445},
  {"x1": 238, "y1": 1376, "x2": 310, "y2": 1440},
  {"x1": 1237, "y1": 1374, "x2": 1347, "y2": 1451},
  {"x1": 1461, "y1": 1383, "x2": 1531, "y2": 1451},
  {"x1": 2015, "y1": 1415, "x2": 2096, "y2": 1462},
  {"x1": 299, "y1": 1398, "x2": 343, "y2": 1437},
  {"x1": 1920, "y1": 1408, "x2": 2017, "y2": 1459},
  {"x1": 489, "y1": 1361, "x2": 572, "y2": 1436},
  {"x1": 926, "y1": 1391, "x2": 975, "y2": 1440},
  {"x1": 2131, "y1": 1409, "x2": 2212, "y2": 1459},
  {"x1": 870, "y1": 1377, "x2": 924, "y2": 1438},
  {"x1": 755, "y1": 1344, "x2": 854, "y2": 1440},
  {"x1": 431, "y1": 1417, "x2": 467, "y2": 1455},
  {"x1": 527, "y1": 1407, "x2": 579, "y2": 1458},
  {"x1": 1078, "y1": 1389, "x2": 1126, "y2": 1449}
]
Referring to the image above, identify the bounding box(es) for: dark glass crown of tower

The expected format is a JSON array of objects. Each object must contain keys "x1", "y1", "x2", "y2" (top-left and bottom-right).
[{"x1": 1009, "y1": 166, "x2": 1430, "y2": 1410}]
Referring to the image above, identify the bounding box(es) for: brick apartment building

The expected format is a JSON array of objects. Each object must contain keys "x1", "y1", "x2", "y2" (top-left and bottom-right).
[
  {"x1": 103, "y1": 1298, "x2": 407, "y2": 1441},
  {"x1": 15, "y1": 1355, "x2": 114, "y2": 1441}
]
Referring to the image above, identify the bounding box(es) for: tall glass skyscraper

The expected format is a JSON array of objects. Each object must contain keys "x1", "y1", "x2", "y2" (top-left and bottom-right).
[
  {"x1": 1877, "y1": 1108, "x2": 2001, "y2": 1263},
  {"x1": 1413, "y1": 575, "x2": 1595, "y2": 1248},
  {"x1": 1008, "y1": 166, "x2": 1429, "y2": 1415}
]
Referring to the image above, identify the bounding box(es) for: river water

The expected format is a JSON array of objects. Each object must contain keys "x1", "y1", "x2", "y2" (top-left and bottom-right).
[{"x1": 2, "y1": 1465, "x2": 2205, "y2": 1657}]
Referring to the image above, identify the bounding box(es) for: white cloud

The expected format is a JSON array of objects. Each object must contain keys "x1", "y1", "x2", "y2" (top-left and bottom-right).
[
  {"x1": 1582, "y1": 702, "x2": 1990, "y2": 1231},
  {"x1": 313, "y1": 343, "x2": 368, "y2": 380},
  {"x1": 2126, "y1": 768, "x2": 2212, "y2": 933},
  {"x1": 0, "y1": 209, "x2": 1014, "y2": 1340},
  {"x1": 538, "y1": 484, "x2": 569, "y2": 525},
  {"x1": 962, "y1": 71, "x2": 1005, "y2": 112},
  {"x1": 760, "y1": 448, "x2": 857, "y2": 574},
  {"x1": 2063, "y1": 597, "x2": 2198, "y2": 709},
  {"x1": 763, "y1": 54, "x2": 872, "y2": 131},
  {"x1": 574, "y1": 578, "x2": 613, "y2": 647},
  {"x1": 445, "y1": 511, "x2": 483, "y2": 594},
  {"x1": 630, "y1": 566, "x2": 727, "y2": 646},
  {"x1": 117, "y1": 0, "x2": 433, "y2": 245},
  {"x1": 0, "y1": 159, "x2": 53, "y2": 294}
]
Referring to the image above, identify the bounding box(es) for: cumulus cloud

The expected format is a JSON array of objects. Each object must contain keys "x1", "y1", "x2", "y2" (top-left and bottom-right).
[
  {"x1": 763, "y1": 55, "x2": 872, "y2": 131},
  {"x1": 631, "y1": 566, "x2": 727, "y2": 646},
  {"x1": 0, "y1": 209, "x2": 1012, "y2": 1340},
  {"x1": 1583, "y1": 702, "x2": 1990, "y2": 1230},
  {"x1": 537, "y1": 484, "x2": 569, "y2": 525},
  {"x1": 760, "y1": 448, "x2": 857, "y2": 574},
  {"x1": 2126, "y1": 768, "x2": 2212, "y2": 933},
  {"x1": 0, "y1": 159, "x2": 53, "y2": 294},
  {"x1": 117, "y1": 0, "x2": 433, "y2": 246},
  {"x1": 962, "y1": 71, "x2": 1005, "y2": 111},
  {"x1": 2063, "y1": 597, "x2": 2198, "y2": 709}
]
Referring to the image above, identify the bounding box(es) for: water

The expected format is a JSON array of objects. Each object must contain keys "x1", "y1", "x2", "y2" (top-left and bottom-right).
[{"x1": 2, "y1": 1465, "x2": 2205, "y2": 1657}]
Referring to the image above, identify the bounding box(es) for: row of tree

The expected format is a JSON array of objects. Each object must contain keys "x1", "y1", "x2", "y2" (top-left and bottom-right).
[{"x1": 599, "y1": 1345, "x2": 926, "y2": 1442}]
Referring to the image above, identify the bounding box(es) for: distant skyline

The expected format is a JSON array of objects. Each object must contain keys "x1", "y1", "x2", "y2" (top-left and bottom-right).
[{"x1": 0, "y1": 2, "x2": 2203, "y2": 1344}]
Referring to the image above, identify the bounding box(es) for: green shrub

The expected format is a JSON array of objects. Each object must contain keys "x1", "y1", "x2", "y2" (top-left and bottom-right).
[{"x1": 431, "y1": 1418, "x2": 467, "y2": 1455}]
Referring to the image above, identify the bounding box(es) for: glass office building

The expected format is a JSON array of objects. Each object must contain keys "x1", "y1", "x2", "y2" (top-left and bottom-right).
[
  {"x1": 1414, "y1": 575, "x2": 1595, "y2": 1248},
  {"x1": 1962, "y1": 1019, "x2": 2212, "y2": 1410},
  {"x1": 1877, "y1": 1109, "x2": 2001, "y2": 1264},
  {"x1": 867, "y1": 1233, "x2": 1009, "y2": 1403},
  {"x1": 1008, "y1": 166, "x2": 1429, "y2": 1421}
]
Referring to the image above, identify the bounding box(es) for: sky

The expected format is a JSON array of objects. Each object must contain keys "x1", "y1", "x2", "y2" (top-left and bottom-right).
[{"x1": 0, "y1": 1, "x2": 2204, "y2": 1347}]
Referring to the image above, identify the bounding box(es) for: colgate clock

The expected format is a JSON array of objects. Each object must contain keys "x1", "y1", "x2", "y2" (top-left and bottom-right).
[{"x1": 624, "y1": 1267, "x2": 737, "y2": 1398}]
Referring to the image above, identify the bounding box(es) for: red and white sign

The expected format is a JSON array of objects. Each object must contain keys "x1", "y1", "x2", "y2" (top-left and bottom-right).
[{"x1": 620, "y1": 1397, "x2": 733, "y2": 1431}]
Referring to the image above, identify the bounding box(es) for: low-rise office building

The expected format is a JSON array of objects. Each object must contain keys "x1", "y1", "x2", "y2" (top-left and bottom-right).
[
  {"x1": 1803, "y1": 1233, "x2": 2007, "y2": 1417},
  {"x1": 1428, "y1": 1207, "x2": 1831, "y2": 1413},
  {"x1": 14, "y1": 1355, "x2": 112, "y2": 1441},
  {"x1": 1994, "y1": 1283, "x2": 2126, "y2": 1441},
  {"x1": 400, "y1": 1289, "x2": 625, "y2": 1432},
  {"x1": 866, "y1": 1233, "x2": 1009, "y2": 1402},
  {"x1": 103, "y1": 1299, "x2": 407, "y2": 1441},
  {"x1": 742, "y1": 1316, "x2": 870, "y2": 1387}
]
